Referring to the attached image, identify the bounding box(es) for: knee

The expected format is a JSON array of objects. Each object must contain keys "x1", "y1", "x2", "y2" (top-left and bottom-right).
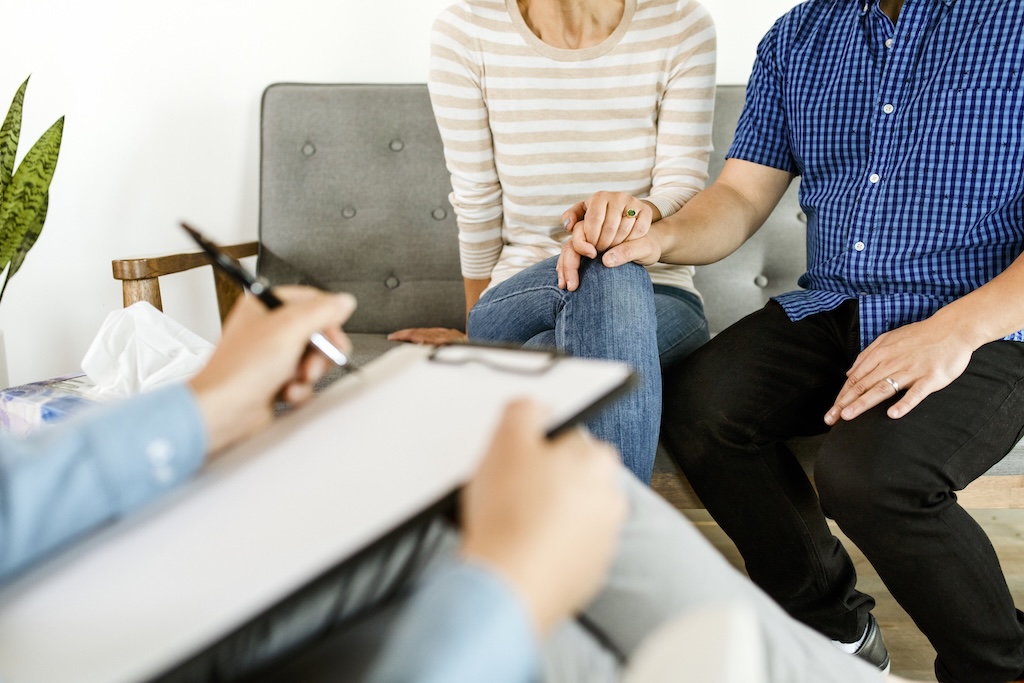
[
  {"x1": 574, "y1": 260, "x2": 653, "y2": 311},
  {"x1": 660, "y1": 358, "x2": 745, "y2": 470},
  {"x1": 581, "y1": 257, "x2": 647, "y2": 283},
  {"x1": 559, "y1": 261, "x2": 657, "y2": 352},
  {"x1": 814, "y1": 433, "x2": 936, "y2": 527}
]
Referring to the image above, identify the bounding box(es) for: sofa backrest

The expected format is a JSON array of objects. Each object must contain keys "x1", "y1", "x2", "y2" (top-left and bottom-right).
[
  {"x1": 694, "y1": 86, "x2": 804, "y2": 335},
  {"x1": 258, "y1": 83, "x2": 807, "y2": 336},
  {"x1": 260, "y1": 83, "x2": 464, "y2": 334}
]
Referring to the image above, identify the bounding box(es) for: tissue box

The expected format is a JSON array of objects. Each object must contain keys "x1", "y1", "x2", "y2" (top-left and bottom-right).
[{"x1": 0, "y1": 374, "x2": 101, "y2": 438}]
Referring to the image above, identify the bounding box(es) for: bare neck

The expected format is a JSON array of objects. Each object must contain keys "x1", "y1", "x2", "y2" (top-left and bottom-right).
[
  {"x1": 878, "y1": 0, "x2": 906, "y2": 23},
  {"x1": 517, "y1": 0, "x2": 626, "y2": 49}
]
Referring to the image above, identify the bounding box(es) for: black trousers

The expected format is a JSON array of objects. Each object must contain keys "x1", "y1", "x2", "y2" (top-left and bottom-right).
[{"x1": 663, "y1": 300, "x2": 1024, "y2": 683}]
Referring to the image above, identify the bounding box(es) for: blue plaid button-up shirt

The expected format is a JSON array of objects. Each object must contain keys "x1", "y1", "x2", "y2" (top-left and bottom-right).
[{"x1": 729, "y1": 0, "x2": 1024, "y2": 349}]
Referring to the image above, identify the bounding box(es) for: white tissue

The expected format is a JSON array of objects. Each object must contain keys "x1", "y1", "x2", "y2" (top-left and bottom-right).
[{"x1": 81, "y1": 302, "x2": 215, "y2": 398}]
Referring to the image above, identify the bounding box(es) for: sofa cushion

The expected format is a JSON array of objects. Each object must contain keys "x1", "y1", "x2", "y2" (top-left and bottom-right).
[{"x1": 259, "y1": 83, "x2": 464, "y2": 335}]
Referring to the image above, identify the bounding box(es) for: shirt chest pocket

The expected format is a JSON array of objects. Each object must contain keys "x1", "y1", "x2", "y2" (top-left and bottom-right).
[{"x1": 920, "y1": 88, "x2": 1024, "y2": 208}]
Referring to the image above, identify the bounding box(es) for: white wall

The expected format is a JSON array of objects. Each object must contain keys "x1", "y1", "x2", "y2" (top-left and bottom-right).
[{"x1": 2, "y1": 0, "x2": 798, "y2": 387}]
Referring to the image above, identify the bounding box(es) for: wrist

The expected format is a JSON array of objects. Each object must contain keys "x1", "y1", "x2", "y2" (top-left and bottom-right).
[
  {"x1": 647, "y1": 223, "x2": 673, "y2": 262},
  {"x1": 187, "y1": 377, "x2": 263, "y2": 456},
  {"x1": 459, "y1": 539, "x2": 559, "y2": 636},
  {"x1": 929, "y1": 301, "x2": 995, "y2": 350},
  {"x1": 640, "y1": 199, "x2": 663, "y2": 223}
]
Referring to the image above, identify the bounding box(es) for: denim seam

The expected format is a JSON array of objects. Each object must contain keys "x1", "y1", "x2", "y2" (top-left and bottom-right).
[{"x1": 473, "y1": 284, "x2": 566, "y2": 310}]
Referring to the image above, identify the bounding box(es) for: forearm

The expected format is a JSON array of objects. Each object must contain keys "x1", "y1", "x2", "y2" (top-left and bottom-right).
[
  {"x1": 653, "y1": 179, "x2": 772, "y2": 265},
  {"x1": 646, "y1": 4, "x2": 716, "y2": 218},
  {"x1": 0, "y1": 384, "x2": 206, "y2": 583},
  {"x1": 930, "y1": 251, "x2": 1024, "y2": 348},
  {"x1": 650, "y1": 159, "x2": 794, "y2": 266}
]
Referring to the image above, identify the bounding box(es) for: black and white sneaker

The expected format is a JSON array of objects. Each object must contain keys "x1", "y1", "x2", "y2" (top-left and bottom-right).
[{"x1": 852, "y1": 614, "x2": 891, "y2": 674}]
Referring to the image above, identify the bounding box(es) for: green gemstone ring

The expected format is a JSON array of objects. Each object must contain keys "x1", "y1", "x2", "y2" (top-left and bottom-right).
[{"x1": 624, "y1": 208, "x2": 637, "y2": 217}]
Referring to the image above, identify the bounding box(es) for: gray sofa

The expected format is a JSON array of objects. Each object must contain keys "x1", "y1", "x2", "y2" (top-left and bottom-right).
[{"x1": 256, "y1": 82, "x2": 1023, "y2": 506}]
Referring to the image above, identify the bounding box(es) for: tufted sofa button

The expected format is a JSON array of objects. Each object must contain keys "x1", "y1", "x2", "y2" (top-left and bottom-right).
[
  {"x1": 389, "y1": 139, "x2": 405, "y2": 152},
  {"x1": 302, "y1": 142, "x2": 316, "y2": 157},
  {"x1": 385, "y1": 276, "x2": 400, "y2": 289},
  {"x1": 754, "y1": 275, "x2": 768, "y2": 288},
  {"x1": 342, "y1": 206, "x2": 357, "y2": 219},
  {"x1": 432, "y1": 208, "x2": 447, "y2": 220}
]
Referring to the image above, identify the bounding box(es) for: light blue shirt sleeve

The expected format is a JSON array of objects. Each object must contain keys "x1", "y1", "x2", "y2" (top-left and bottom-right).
[
  {"x1": 369, "y1": 560, "x2": 541, "y2": 683},
  {"x1": 0, "y1": 383, "x2": 207, "y2": 584}
]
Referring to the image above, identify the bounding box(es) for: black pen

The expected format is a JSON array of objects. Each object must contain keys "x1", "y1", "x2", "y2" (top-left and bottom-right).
[{"x1": 180, "y1": 222, "x2": 354, "y2": 369}]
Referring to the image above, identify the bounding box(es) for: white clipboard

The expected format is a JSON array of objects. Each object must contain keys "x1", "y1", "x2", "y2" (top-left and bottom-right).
[{"x1": 0, "y1": 343, "x2": 635, "y2": 683}]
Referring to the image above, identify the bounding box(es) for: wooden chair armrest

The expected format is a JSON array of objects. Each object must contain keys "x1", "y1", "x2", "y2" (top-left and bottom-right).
[{"x1": 111, "y1": 241, "x2": 259, "y2": 323}]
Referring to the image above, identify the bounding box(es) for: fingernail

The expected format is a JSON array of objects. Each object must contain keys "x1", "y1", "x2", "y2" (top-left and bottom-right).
[
  {"x1": 841, "y1": 407, "x2": 853, "y2": 419},
  {"x1": 563, "y1": 218, "x2": 571, "y2": 229},
  {"x1": 824, "y1": 413, "x2": 834, "y2": 425},
  {"x1": 605, "y1": 254, "x2": 618, "y2": 266}
]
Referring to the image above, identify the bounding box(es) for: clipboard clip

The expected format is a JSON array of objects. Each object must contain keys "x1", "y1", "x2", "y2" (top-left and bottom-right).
[
  {"x1": 427, "y1": 343, "x2": 637, "y2": 441},
  {"x1": 428, "y1": 344, "x2": 559, "y2": 376}
]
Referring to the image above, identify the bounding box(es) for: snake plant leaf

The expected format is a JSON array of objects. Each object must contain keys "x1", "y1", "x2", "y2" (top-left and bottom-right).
[
  {"x1": 5, "y1": 193, "x2": 48, "y2": 280},
  {"x1": 0, "y1": 194, "x2": 46, "y2": 303},
  {"x1": 0, "y1": 77, "x2": 27, "y2": 202},
  {"x1": 0, "y1": 116, "x2": 63, "y2": 277}
]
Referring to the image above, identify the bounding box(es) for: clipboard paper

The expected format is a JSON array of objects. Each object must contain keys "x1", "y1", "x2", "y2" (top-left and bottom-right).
[{"x1": 0, "y1": 344, "x2": 635, "y2": 683}]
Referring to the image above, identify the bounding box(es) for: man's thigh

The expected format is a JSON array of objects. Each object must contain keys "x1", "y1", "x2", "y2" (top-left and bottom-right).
[
  {"x1": 821, "y1": 339, "x2": 1024, "y2": 495},
  {"x1": 663, "y1": 300, "x2": 859, "y2": 445}
]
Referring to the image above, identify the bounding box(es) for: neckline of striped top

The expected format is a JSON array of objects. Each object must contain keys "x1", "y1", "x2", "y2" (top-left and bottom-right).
[{"x1": 505, "y1": 0, "x2": 638, "y2": 61}]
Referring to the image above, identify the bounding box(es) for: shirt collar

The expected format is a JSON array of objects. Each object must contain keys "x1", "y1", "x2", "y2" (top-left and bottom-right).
[{"x1": 858, "y1": 0, "x2": 956, "y2": 15}]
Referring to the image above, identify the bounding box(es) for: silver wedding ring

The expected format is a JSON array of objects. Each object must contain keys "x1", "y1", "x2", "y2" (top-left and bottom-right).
[{"x1": 884, "y1": 376, "x2": 900, "y2": 393}]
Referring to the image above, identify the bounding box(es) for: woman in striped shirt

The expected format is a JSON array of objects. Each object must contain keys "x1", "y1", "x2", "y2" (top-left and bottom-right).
[{"x1": 390, "y1": 0, "x2": 716, "y2": 482}]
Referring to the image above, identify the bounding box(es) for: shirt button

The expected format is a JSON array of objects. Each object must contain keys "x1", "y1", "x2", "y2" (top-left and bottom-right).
[
  {"x1": 869, "y1": 173, "x2": 881, "y2": 183},
  {"x1": 882, "y1": 103, "x2": 895, "y2": 114},
  {"x1": 854, "y1": 241, "x2": 866, "y2": 251},
  {"x1": 148, "y1": 439, "x2": 175, "y2": 484},
  {"x1": 885, "y1": 38, "x2": 894, "y2": 48}
]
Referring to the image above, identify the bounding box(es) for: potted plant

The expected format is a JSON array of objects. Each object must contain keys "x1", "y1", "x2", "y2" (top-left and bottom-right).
[{"x1": 0, "y1": 76, "x2": 64, "y2": 387}]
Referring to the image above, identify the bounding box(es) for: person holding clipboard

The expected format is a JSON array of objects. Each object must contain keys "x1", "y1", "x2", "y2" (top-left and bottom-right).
[{"x1": 0, "y1": 285, "x2": 904, "y2": 683}]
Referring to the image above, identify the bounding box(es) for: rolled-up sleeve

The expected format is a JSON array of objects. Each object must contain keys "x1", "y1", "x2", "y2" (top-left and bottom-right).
[{"x1": 0, "y1": 384, "x2": 207, "y2": 583}]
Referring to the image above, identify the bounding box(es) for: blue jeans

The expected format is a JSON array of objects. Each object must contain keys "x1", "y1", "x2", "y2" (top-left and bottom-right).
[{"x1": 468, "y1": 256, "x2": 708, "y2": 482}]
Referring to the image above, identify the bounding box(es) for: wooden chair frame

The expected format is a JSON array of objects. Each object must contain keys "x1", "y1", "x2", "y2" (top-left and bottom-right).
[{"x1": 111, "y1": 242, "x2": 259, "y2": 324}]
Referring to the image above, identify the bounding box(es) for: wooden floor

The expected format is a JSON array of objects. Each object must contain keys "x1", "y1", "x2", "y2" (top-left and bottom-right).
[{"x1": 678, "y1": 507, "x2": 1024, "y2": 681}]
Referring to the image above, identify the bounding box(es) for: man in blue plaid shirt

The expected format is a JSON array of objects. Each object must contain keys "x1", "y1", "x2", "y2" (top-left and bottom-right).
[{"x1": 559, "y1": 0, "x2": 1024, "y2": 680}]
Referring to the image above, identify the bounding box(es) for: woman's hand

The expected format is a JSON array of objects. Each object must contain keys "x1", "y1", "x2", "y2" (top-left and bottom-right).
[
  {"x1": 557, "y1": 226, "x2": 664, "y2": 291},
  {"x1": 562, "y1": 192, "x2": 658, "y2": 258},
  {"x1": 388, "y1": 327, "x2": 467, "y2": 345}
]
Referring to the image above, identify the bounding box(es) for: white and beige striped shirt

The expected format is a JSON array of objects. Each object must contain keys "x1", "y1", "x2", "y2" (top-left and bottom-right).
[{"x1": 429, "y1": 0, "x2": 716, "y2": 294}]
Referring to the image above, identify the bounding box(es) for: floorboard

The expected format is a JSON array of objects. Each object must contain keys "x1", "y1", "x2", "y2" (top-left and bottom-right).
[{"x1": 680, "y1": 508, "x2": 1024, "y2": 681}]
